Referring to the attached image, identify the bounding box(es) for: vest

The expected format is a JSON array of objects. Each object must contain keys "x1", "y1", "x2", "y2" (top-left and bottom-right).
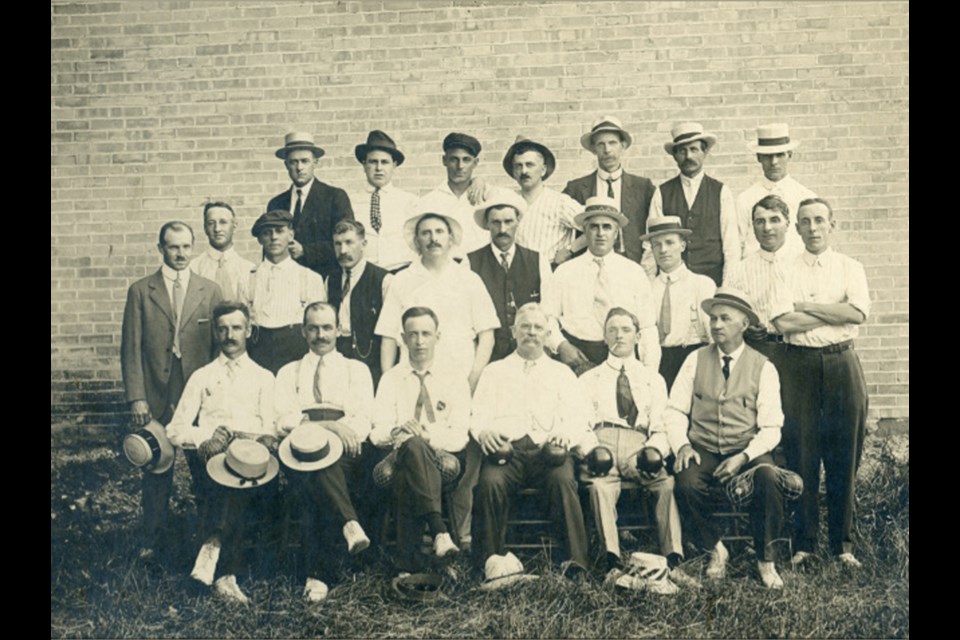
[
  {"x1": 659, "y1": 174, "x2": 724, "y2": 285},
  {"x1": 468, "y1": 244, "x2": 542, "y2": 362},
  {"x1": 328, "y1": 262, "x2": 387, "y2": 374},
  {"x1": 689, "y1": 344, "x2": 767, "y2": 455}
]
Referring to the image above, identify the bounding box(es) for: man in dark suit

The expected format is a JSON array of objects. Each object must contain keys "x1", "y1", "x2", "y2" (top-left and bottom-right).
[
  {"x1": 267, "y1": 131, "x2": 355, "y2": 280},
  {"x1": 121, "y1": 221, "x2": 223, "y2": 559},
  {"x1": 327, "y1": 219, "x2": 391, "y2": 389},
  {"x1": 563, "y1": 116, "x2": 656, "y2": 271}
]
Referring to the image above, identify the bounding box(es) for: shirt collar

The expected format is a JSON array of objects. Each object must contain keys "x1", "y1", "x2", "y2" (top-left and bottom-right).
[
  {"x1": 406, "y1": 362, "x2": 434, "y2": 378},
  {"x1": 597, "y1": 166, "x2": 623, "y2": 181},
  {"x1": 658, "y1": 263, "x2": 688, "y2": 283},
  {"x1": 205, "y1": 246, "x2": 236, "y2": 261},
  {"x1": 365, "y1": 181, "x2": 394, "y2": 195},
  {"x1": 344, "y1": 259, "x2": 367, "y2": 278},
  {"x1": 761, "y1": 175, "x2": 789, "y2": 190},
  {"x1": 491, "y1": 243, "x2": 516, "y2": 262},
  {"x1": 292, "y1": 178, "x2": 315, "y2": 195},
  {"x1": 604, "y1": 353, "x2": 640, "y2": 372},
  {"x1": 718, "y1": 342, "x2": 746, "y2": 364},
  {"x1": 261, "y1": 255, "x2": 296, "y2": 271},
  {"x1": 161, "y1": 264, "x2": 190, "y2": 283},
  {"x1": 218, "y1": 352, "x2": 251, "y2": 368},
  {"x1": 437, "y1": 180, "x2": 469, "y2": 200},
  {"x1": 304, "y1": 349, "x2": 343, "y2": 368},
  {"x1": 510, "y1": 350, "x2": 547, "y2": 369},
  {"x1": 802, "y1": 247, "x2": 833, "y2": 266},
  {"x1": 680, "y1": 171, "x2": 705, "y2": 190}
]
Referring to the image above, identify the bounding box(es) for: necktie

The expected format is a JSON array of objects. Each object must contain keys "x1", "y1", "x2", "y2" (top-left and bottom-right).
[
  {"x1": 606, "y1": 178, "x2": 615, "y2": 198},
  {"x1": 226, "y1": 360, "x2": 238, "y2": 381},
  {"x1": 215, "y1": 254, "x2": 232, "y2": 298},
  {"x1": 658, "y1": 277, "x2": 672, "y2": 344},
  {"x1": 172, "y1": 272, "x2": 184, "y2": 358},
  {"x1": 293, "y1": 188, "x2": 303, "y2": 225},
  {"x1": 370, "y1": 187, "x2": 382, "y2": 233},
  {"x1": 616, "y1": 365, "x2": 639, "y2": 427},
  {"x1": 313, "y1": 357, "x2": 324, "y2": 403},
  {"x1": 500, "y1": 252, "x2": 510, "y2": 272},
  {"x1": 342, "y1": 267, "x2": 352, "y2": 299},
  {"x1": 413, "y1": 371, "x2": 436, "y2": 423},
  {"x1": 593, "y1": 258, "x2": 612, "y2": 325},
  {"x1": 721, "y1": 355, "x2": 732, "y2": 381},
  {"x1": 339, "y1": 268, "x2": 352, "y2": 334}
]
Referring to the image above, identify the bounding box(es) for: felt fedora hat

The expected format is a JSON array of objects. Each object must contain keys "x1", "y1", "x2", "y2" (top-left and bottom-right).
[
  {"x1": 472, "y1": 188, "x2": 528, "y2": 230},
  {"x1": 502, "y1": 135, "x2": 556, "y2": 181},
  {"x1": 275, "y1": 131, "x2": 325, "y2": 160},
  {"x1": 402, "y1": 198, "x2": 464, "y2": 252},
  {"x1": 390, "y1": 572, "x2": 444, "y2": 602},
  {"x1": 664, "y1": 122, "x2": 717, "y2": 155},
  {"x1": 580, "y1": 115, "x2": 633, "y2": 152},
  {"x1": 700, "y1": 287, "x2": 761, "y2": 327},
  {"x1": 573, "y1": 195, "x2": 629, "y2": 230},
  {"x1": 638, "y1": 215, "x2": 694, "y2": 242},
  {"x1": 207, "y1": 439, "x2": 279, "y2": 489},
  {"x1": 122, "y1": 419, "x2": 174, "y2": 475},
  {"x1": 355, "y1": 129, "x2": 405, "y2": 166},
  {"x1": 278, "y1": 423, "x2": 344, "y2": 472},
  {"x1": 748, "y1": 123, "x2": 800, "y2": 154}
]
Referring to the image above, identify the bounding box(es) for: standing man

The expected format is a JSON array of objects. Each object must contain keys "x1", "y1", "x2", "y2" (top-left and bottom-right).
[
  {"x1": 502, "y1": 135, "x2": 584, "y2": 268},
  {"x1": 120, "y1": 221, "x2": 223, "y2": 559},
  {"x1": 772, "y1": 198, "x2": 870, "y2": 569},
  {"x1": 327, "y1": 220, "x2": 392, "y2": 388},
  {"x1": 350, "y1": 130, "x2": 418, "y2": 271},
  {"x1": 546, "y1": 196, "x2": 660, "y2": 373},
  {"x1": 190, "y1": 202, "x2": 256, "y2": 301},
  {"x1": 468, "y1": 189, "x2": 555, "y2": 362},
  {"x1": 736, "y1": 124, "x2": 816, "y2": 260},
  {"x1": 641, "y1": 216, "x2": 716, "y2": 391},
  {"x1": 665, "y1": 288, "x2": 789, "y2": 589},
  {"x1": 646, "y1": 122, "x2": 739, "y2": 286},
  {"x1": 267, "y1": 131, "x2": 354, "y2": 279},
  {"x1": 242, "y1": 210, "x2": 327, "y2": 375}
]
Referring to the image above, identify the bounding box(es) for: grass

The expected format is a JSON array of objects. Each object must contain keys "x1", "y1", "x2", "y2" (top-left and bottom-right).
[{"x1": 51, "y1": 431, "x2": 908, "y2": 638}]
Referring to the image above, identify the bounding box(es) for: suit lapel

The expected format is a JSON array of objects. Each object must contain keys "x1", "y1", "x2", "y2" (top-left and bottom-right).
[
  {"x1": 179, "y1": 276, "x2": 207, "y2": 328},
  {"x1": 147, "y1": 270, "x2": 176, "y2": 327},
  {"x1": 586, "y1": 171, "x2": 599, "y2": 198}
]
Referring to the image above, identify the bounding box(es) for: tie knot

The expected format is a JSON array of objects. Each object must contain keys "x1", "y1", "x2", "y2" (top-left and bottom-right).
[
  {"x1": 722, "y1": 355, "x2": 732, "y2": 366},
  {"x1": 413, "y1": 370, "x2": 429, "y2": 381},
  {"x1": 594, "y1": 257, "x2": 604, "y2": 268},
  {"x1": 345, "y1": 267, "x2": 351, "y2": 277},
  {"x1": 620, "y1": 364, "x2": 627, "y2": 374},
  {"x1": 296, "y1": 188, "x2": 302, "y2": 196},
  {"x1": 175, "y1": 272, "x2": 182, "y2": 283}
]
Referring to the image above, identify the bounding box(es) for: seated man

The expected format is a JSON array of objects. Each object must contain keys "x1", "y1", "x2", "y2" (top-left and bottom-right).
[
  {"x1": 472, "y1": 302, "x2": 595, "y2": 585},
  {"x1": 577, "y1": 307, "x2": 693, "y2": 591},
  {"x1": 664, "y1": 288, "x2": 790, "y2": 589},
  {"x1": 164, "y1": 301, "x2": 279, "y2": 603},
  {"x1": 369, "y1": 306, "x2": 473, "y2": 575},
  {"x1": 274, "y1": 302, "x2": 375, "y2": 602}
]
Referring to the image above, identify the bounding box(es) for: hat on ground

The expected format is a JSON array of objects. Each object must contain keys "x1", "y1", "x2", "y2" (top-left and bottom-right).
[
  {"x1": 275, "y1": 131, "x2": 325, "y2": 160},
  {"x1": 123, "y1": 419, "x2": 174, "y2": 475},
  {"x1": 472, "y1": 188, "x2": 528, "y2": 230},
  {"x1": 726, "y1": 463, "x2": 804, "y2": 509},
  {"x1": 442, "y1": 132, "x2": 482, "y2": 156},
  {"x1": 355, "y1": 129, "x2": 405, "y2": 166},
  {"x1": 278, "y1": 423, "x2": 344, "y2": 472},
  {"x1": 663, "y1": 122, "x2": 718, "y2": 155},
  {"x1": 390, "y1": 573, "x2": 443, "y2": 602},
  {"x1": 402, "y1": 198, "x2": 465, "y2": 252},
  {"x1": 251, "y1": 209, "x2": 294, "y2": 237},
  {"x1": 638, "y1": 215, "x2": 694, "y2": 242},
  {"x1": 574, "y1": 195, "x2": 629, "y2": 230},
  {"x1": 480, "y1": 552, "x2": 539, "y2": 591},
  {"x1": 700, "y1": 287, "x2": 761, "y2": 327},
  {"x1": 580, "y1": 115, "x2": 633, "y2": 152},
  {"x1": 625, "y1": 551, "x2": 670, "y2": 581},
  {"x1": 748, "y1": 123, "x2": 799, "y2": 154},
  {"x1": 207, "y1": 439, "x2": 279, "y2": 489},
  {"x1": 502, "y1": 135, "x2": 556, "y2": 181}
]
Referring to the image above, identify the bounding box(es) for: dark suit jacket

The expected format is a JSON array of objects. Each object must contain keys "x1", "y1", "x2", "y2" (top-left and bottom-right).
[
  {"x1": 120, "y1": 270, "x2": 223, "y2": 420},
  {"x1": 562, "y1": 170, "x2": 656, "y2": 264},
  {"x1": 267, "y1": 179, "x2": 354, "y2": 279},
  {"x1": 327, "y1": 261, "x2": 388, "y2": 387}
]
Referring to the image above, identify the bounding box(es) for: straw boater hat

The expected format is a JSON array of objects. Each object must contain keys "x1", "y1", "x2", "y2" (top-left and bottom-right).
[
  {"x1": 207, "y1": 439, "x2": 280, "y2": 489},
  {"x1": 502, "y1": 135, "x2": 557, "y2": 181},
  {"x1": 700, "y1": 287, "x2": 761, "y2": 327},
  {"x1": 639, "y1": 215, "x2": 694, "y2": 242},
  {"x1": 275, "y1": 131, "x2": 325, "y2": 160},
  {"x1": 573, "y1": 195, "x2": 630, "y2": 230},
  {"x1": 472, "y1": 188, "x2": 528, "y2": 230},
  {"x1": 580, "y1": 115, "x2": 633, "y2": 152},
  {"x1": 355, "y1": 129, "x2": 405, "y2": 166},
  {"x1": 480, "y1": 551, "x2": 538, "y2": 591},
  {"x1": 663, "y1": 122, "x2": 718, "y2": 155},
  {"x1": 122, "y1": 419, "x2": 174, "y2": 475},
  {"x1": 278, "y1": 423, "x2": 344, "y2": 472},
  {"x1": 748, "y1": 123, "x2": 800, "y2": 154},
  {"x1": 402, "y1": 198, "x2": 464, "y2": 252}
]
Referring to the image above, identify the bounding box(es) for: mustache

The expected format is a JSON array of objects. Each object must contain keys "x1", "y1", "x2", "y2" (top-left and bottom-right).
[
  {"x1": 426, "y1": 242, "x2": 442, "y2": 249},
  {"x1": 337, "y1": 254, "x2": 352, "y2": 262},
  {"x1": 495, "y1": 232, "x2": 511, "y2": 239}
]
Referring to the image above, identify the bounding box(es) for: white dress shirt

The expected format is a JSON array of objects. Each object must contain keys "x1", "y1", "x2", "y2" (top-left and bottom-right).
[
  {"x1": 595, "y1": 167, "x2": 624, "y2": 210},
  {"x1": 166, "y1": 353, "x2": 277, "y2": 447},
  {"x1": 349, "y1": 182, "x2": 419, "y2": 269},
  {"x1": 770, "y1": 248, "x2": 871, "y2": 347},
  {"x1": 160, "y1": 264, "x2": 191, "y2": 315},
  {"x1": 515, "y1": 186, "x2": 583, "y2": 259},
  {"x1": 736, "y1": 175, "x2": 817, "y2": 260},
  {"x1": 419, "y1": 182, "x2": 490, "y2": 259},
  {"x1": 725, "y1": 247, "x2": 794, "y2": 332},
  {"x1": 370, "y1": 362, "x2": 471, "y2": 452},
  {"x1": 287, "y1": 178, "x2": 316, "y2": 217},
  {"x1": 664, "y1": 343, "x2": 783, "y2": 461},
  {"x1": 274, "y1": 350, "x2": 374, "y2": 439},
  {"x1": 238, "y1": 256, "x2": 327, "y2": 328},
  {"x1": 190, "y1": 246, "x2": 256, "y2": 302},
  {"x1": 652, "y1": 264, "x2": 715, "y2": 347},
  {"x1": 329, "y1": 260, "x2": 393, "y2": 336}
]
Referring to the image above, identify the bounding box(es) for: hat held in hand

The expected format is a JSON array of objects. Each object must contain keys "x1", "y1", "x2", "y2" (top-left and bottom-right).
[{"x1": 123, "y1": 419, "x2": 174, "y2": 475}]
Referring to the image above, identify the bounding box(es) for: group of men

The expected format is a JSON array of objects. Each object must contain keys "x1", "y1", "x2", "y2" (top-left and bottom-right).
[{"x1": 120, "y1": 118, "x2": 870, "y2": 603}]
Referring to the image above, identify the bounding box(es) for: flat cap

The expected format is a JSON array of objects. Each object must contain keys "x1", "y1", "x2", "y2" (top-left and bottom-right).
[
  {"x1": 443, "y1": 132, "x2": 481, "y2": 156},
  {"x1": 251, "y1": 209, "x2": 294, "y2": 237}
]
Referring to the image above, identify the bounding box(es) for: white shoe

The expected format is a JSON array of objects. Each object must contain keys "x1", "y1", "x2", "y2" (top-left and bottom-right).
[
  {"x1": 757, "y1": 561, "x2": 784, "y2": 589},
  {"x1": 342, "y1": 520, "x2": 370, "y2": 555},
  {"x1": 790, "y1": 550, "x2": 813, "y2": 567},
  {"x1": 190, "y1": 541, "x2": 221, "y2": 586},
  {"x1": 706, "y1": 541, "x2": 728, "y2": 579},
  {"x1": 304, "y1": 577, "x2": 329, "y2": 602},
  {"x1": 214, "y1": 575, "x2": 250, "y2": 605},
  {"x1": 433, "y1": 532, "x2": 460, "y2": 558},
  {"x1": 838, "y1": 552, "x2": 862, "y2": 568}
]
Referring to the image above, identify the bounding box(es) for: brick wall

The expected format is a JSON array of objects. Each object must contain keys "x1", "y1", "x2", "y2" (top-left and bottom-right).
[{"x1": 51, "y1": 0, "x2": 909, "y2": 430}]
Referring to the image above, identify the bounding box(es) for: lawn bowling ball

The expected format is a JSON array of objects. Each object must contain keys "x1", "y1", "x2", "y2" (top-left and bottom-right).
[
  {"x1": 488, "y1": 440, "x2": 514, "y2": 466},
  {"x1": 541, "y1": 442, "x2": 568, "y2": 467},
  {"x1": 636, "y1": 447, "x2": 664, "y2": 474},
  {"x1": 586, "y1": 446, "x2": 614, "y2": 477}
]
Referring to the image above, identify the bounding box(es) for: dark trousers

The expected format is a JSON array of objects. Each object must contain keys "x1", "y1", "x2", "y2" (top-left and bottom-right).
[
  {"x1": 476, "y1": 437, "x2": 590, "y2": 569},
  {"x1": 337, "y1": 335, "x2": 382, "y2": 390},
  {"x1": 248, "y1": 324, "x2": 308, "y2": 375},
  {"x1": 744, "y1": 337, "x2": 788, "y2": 377},
  {"x1": 674, "y1": 444, "x2": 785, "y2": 562},
  {"x1": 780, "y1": 343, "x2": 867, "y2": 555},
  {"x1": 208, "y1": 481, "x2": 280, "y2": 577},
  {"x1": 562, "y1": 329, "x2": 608, "y2": 366},
  {"x1": 659, "y1": 344, "x2": 705, "y2": 391}
]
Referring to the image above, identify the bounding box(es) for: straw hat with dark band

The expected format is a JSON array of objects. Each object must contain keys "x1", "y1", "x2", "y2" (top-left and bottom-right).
[
  {"x1": 207, "y1": 439, "x2": 279, "y2": 489},
  {"x1": 278, "y1": 423, "x2": 344, "y2": 472},
  {"x1": 700, "y1": 287, "x2": 761, "y2": 327},
  {"x1": 275, "y1": 131, "x2": 325, "y2": 160},
  {"x1": 122, "y1": 419, "x2": 174, "y2": 475}
]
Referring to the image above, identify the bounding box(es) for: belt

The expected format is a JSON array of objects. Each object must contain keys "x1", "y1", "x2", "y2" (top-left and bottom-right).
[
  {"x1": 764, "y1": 333, "x2": 786, "y2": 343},
  {"x1": 595, "y1": 420, "x2": 630, "y2": 430},
  {"x1": 256, "y1": 324, "x2": 300, "y2": 332},
  {"x1": 662, "y1": 342, "x2": 706, "y2": 350},
  {"x1": 786, "y1": 339, "x2": 853, "y2": 354}
]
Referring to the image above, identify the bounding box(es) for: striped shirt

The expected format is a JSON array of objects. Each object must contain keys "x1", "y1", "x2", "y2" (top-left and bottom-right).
[
  {"x1": 652, "y1": 264, "x2": 715, "y2": 347},
  {"x1": 725, "y1": 248, "x2": 793, "y2": 332},
  {"x1": 516, "y1": 186, "x2": 583, "y2": 260},
  {"x1": 238, "y1": 257, "x2": 327, "y2": 328},
  {"x1": 736, "y1": 175, "x2": 817, "y2": 260}
]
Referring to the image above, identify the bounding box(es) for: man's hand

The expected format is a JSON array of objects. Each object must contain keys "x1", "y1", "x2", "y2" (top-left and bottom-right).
[
  {"x1": 325, "y1": 422, "x2": 362, "y2": 458},
  {"x1": 674, "y1": 444, "x2": 701, "y2": 474},
  {"x1": 466, "y1": 177, "x2": 491, "y2": 206},
  {"x1": 476, "y1": 429, "x2": 509, "y2": 456},
  {"x1": 553, "y1": 247, "x2": 573, "y2": 265},
  {"x1": 549, "y1": 434, "x2": 572, "y2": 450},
  {"x1": 744, "y1": 324, "x2": 768, "y2": 342},
  {"x1": 289, "y1": 239, "x2": 304, "y2": 260},
  {"x1": 130, "y1": 400, "x2": 151, "y2": 427},
  {"x1": 713, "y1": 453, "x2": 748, "y2": 483},
  {"x1": 557, "y1": 341, "x2": 591, "y2": 371}
]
